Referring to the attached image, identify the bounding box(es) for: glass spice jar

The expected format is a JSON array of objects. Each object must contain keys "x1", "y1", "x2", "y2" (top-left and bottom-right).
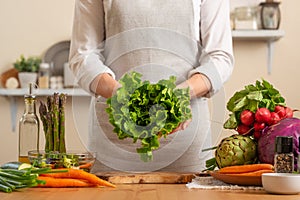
[
  {"x1": 234, "y1": 6, "x2": 258, "y2": 30},
  {"x1": 274, "y1": 136, "x2": 294, "y2": 173},
  {"x1": 38, "y1": 63, "x2": 50, "y2": 89}
]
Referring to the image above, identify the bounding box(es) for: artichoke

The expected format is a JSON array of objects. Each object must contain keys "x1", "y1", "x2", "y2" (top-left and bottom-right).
[{"x1": 215, "y1": 134, "x2": 258, "y2": 168}]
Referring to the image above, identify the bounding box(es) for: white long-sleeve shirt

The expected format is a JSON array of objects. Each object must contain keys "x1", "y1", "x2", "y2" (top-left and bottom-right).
[
  {"x1": 69, "y1": 0, "x2": 234, "y2": 172},
  {"x1": 69, "y1": 0, "x2": 234, "y2": 97}
]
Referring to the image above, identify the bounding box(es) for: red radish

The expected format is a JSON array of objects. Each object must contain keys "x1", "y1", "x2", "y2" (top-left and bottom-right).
[
  {"x1": 285, "y1": 107, "x2": 293, "y2": 118},
  {"x1": 240, "y1": 110, "x2": 255, "y2": 126},
  {"x1": 255, "y1": 108, "x2": 271, "y2": 123},
  {"x1": 254, "y1": 122, "x2": 266, "y2": 131},
  {"x1": 274, "y1": 105, "x2": 286, "y2": 119},
  {"x1": 268, "y1": 112, "x2": 281, "y2": 125},
  {"x1": 253, "y1": 131, "x2": 262, "y2": 140},
  {"x1": 237, "y1": 124, "x2": 251, "y2": 135}
]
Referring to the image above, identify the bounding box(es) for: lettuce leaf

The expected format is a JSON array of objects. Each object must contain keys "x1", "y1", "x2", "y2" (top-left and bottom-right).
[{"x1": 106, "y1": 71, "x2": 192, "y2": 162}]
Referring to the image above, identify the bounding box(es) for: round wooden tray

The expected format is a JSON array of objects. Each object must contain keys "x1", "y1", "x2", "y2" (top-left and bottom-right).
[{"x1": 210, "y1": 171, "x2": 262, "y2": 186}]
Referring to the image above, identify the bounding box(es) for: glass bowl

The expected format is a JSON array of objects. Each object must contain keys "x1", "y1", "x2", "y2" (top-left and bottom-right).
[{"x1": 28, "y1": 150, "x2": 96, "y2": 172}]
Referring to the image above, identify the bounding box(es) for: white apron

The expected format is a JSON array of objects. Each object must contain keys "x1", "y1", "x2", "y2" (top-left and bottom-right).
[{"x1": 88, "y1": 0, "x2": 213, "y2": 173}]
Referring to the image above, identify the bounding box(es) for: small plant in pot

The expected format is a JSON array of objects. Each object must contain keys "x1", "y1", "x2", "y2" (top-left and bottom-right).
[{"x1": 14, "y1": 55, "x2": 41, "y2": 88}]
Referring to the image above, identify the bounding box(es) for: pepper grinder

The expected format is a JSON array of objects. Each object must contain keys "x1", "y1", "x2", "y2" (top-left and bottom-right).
[{"x1": 274, "y1": 136, "x2": 294, "y2": 173}]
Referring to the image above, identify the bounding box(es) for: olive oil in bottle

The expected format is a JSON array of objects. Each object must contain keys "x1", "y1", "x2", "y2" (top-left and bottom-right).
[{"x1": 18, "y1": 83, "x2": 40, "y2": 163}]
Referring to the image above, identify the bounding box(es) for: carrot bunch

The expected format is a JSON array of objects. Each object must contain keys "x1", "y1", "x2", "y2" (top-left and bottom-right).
[
  {"x1": 37, "y1": 168, "x2": 116, "y2": 188},
  {"x1": 217, "y1": 163, "x2": 274, "y2": 176}
]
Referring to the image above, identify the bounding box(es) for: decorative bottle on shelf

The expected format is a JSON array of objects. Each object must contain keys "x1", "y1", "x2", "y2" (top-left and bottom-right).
[
  {"x1": 18, "y1": 83, "x2": 40, "y2": 163},
  {"x1": 260, "y1": 0, "x2": 281, "y2": 30}
]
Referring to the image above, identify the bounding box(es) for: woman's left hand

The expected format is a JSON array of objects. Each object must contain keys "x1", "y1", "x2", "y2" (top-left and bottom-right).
[
  {"x1": 168, "y1": 117, "x2": 192, "y2": 134},
  {"x1": 169, "y1": 72, "x2": 212, "y2": 134},
  {"x1": 177, "y1": 73, "x2": 212, "y2": 99}
]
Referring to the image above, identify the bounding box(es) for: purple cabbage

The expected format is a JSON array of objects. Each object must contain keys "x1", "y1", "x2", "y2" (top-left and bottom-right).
[{"x1": 258, "y1": 117, "x2": 300, "y2": 170}]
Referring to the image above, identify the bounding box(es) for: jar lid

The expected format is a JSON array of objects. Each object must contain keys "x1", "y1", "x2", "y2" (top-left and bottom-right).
[
  {"x1": 275, "y1": 136, "x2": 293, "y2": 153},
  {"x1": 260, "y1": 1, "x2": 281, "y2": 6},
  {"x1": 40, "y1": 63, "x2": 50, "y2": 69}
]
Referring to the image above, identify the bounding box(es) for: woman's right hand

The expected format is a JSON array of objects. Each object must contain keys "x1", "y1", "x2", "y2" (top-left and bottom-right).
[{"x1": 90, "y1": 73, "x2": 121, "y2": 98}]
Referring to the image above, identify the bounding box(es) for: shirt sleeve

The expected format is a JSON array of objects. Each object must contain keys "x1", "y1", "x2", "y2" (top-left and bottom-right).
[
  {"x1": 69, "y1": 0, "x2": 115, "y2": 96},
  {"x1": 188, "y1": 0, "x2": 234, "y2": 96}
]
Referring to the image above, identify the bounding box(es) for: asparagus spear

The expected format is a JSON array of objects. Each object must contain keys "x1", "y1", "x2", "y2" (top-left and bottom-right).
[
  {"x1": 39, "y1": 101, "x2": 49, "y2": 152},
  {"x1": 46, "y1": 112, "x2": 53, "y2": 152},
  {"x1": 52, "y1": 93, "x2": 60, "y2": 152},
  {"x1": 47, "y1": 96, "x2": 54, "y2": 151},
  {"x1": 59, "y1": 93, "x2": 67, "y2": 153},
  {"x1": 40, "y1": 93, "x2": 68, "y2": 153}
]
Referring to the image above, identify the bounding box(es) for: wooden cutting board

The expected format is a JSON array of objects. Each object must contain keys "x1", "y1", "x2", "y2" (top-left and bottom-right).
[{"x1": 95, "y1": 172, "x2": 199, "y2": 184}]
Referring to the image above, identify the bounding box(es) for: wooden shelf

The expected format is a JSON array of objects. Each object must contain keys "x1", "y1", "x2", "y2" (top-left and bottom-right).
[
  {"x1": 0, "y1": 88, "x2": 90, "y2": 97},
  {"x1": 232, "y1": 30, "x2": 285, "y2": 41},
  {"x1": 0, "y1": 88, "x2": 90, "y2": 132},
  {"x1": 232, "y1": 30, "x2": 285, "y2": 74}
]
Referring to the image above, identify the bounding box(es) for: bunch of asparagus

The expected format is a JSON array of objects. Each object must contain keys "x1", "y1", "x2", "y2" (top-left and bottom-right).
[{"x1": 39, "y1": 93, "x2": 67, "y2": 153}]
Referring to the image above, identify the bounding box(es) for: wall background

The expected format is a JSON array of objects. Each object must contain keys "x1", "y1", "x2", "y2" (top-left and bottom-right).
[{"x1": 0, "y1": 0, "x2": 299, "y2": 164}]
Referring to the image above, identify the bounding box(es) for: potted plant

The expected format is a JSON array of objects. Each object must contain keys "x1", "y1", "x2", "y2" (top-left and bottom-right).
[{"x1": 13, "y1": 55, "x2": 41, "y2": 88}]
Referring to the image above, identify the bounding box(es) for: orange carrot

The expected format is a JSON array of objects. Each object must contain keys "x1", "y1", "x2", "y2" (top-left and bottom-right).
[
  {"x1": 37, "y1": 176, "x2": 95, "y2": 188},
  {"x1": 218, "y1": 164, "x2": 274, "y2": 174},
  {"x1": 41, "y1": 168, "x2": 116, "y2": 188},
  {"x1": 79, "y1": 162, "x2": 92, "y2": 169},
  {"x1": 234, "y1": 169, "x2": 274, "y2": 176}
]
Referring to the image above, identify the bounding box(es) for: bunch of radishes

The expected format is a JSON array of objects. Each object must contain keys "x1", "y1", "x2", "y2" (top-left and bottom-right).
[
  {"x1": 237, "y1": 105, "x2": 294, "y2": 140},
  {"x1": 223, "y1": 79, "x2": 296, "y2": 141}
]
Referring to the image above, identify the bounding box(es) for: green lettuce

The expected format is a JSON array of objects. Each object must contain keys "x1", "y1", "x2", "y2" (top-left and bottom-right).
[{"x1": 106, "y1": 71, "x2": 192, "y2": 162}]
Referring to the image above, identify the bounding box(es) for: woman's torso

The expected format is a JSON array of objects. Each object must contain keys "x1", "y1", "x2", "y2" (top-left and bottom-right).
[
  {"x1": 102, "y1": 0, "x2": 203, "y2": 81},
  {"x1": 90, "y1": 0, "x2": 213, "y2": 173}
]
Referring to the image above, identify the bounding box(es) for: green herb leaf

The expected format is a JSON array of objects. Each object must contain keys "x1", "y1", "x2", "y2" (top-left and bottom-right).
[{"x1": 223, "y1": 113, "x2": 238, "y2": 129}]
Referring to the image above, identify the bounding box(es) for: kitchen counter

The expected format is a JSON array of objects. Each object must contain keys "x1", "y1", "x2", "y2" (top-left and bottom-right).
[{"x1": 0, "y1": 184, "x2": 298, "y2": 200}]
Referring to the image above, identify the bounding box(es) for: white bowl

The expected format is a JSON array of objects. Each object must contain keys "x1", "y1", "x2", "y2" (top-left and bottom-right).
[{"x1": 262, "y1": 173, "x2": 300, "y2": 194}]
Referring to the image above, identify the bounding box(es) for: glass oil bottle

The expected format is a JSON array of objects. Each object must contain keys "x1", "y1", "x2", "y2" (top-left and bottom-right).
[{"x1": 18, "y1": 83, "x2": 40, "y2": 163}]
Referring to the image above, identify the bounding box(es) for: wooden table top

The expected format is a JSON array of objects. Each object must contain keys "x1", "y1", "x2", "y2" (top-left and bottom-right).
[{"x1": 0, "y1": 184, "x2": 299, "y2": 200}]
